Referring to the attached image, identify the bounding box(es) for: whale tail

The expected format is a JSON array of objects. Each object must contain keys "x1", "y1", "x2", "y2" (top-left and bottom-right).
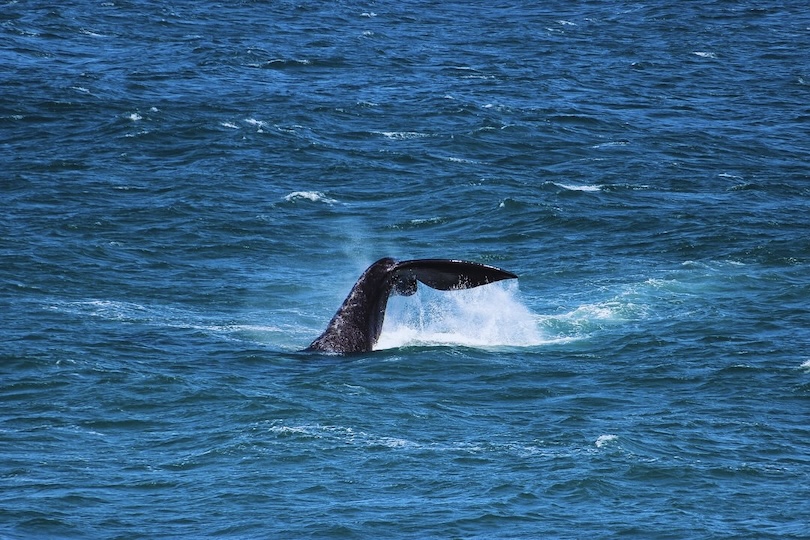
[
  {"x1": 305, "y1": 258, "x2": 518, "y2": 354},
  {"x1": 396, "y1": 259, "x2": 517, "y2": 291}
]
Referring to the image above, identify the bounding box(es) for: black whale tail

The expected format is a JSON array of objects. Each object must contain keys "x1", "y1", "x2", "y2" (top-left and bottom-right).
[
  {"x1": 305, "y1": 258, "x2": 518, "y2": 354},
  {"x1": 395, "y1": 259, "x2": 517, "y2": 291}
]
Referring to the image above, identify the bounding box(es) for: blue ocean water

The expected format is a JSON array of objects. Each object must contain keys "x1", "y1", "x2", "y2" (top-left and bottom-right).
[{"x1": 2, "y1": 1, "x2": 810, "y2": 538}]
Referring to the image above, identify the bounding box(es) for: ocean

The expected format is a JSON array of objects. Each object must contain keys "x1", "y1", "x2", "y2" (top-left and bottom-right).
[{"x1": 2, "y1": 1, "x2": 809, "y2": 538}]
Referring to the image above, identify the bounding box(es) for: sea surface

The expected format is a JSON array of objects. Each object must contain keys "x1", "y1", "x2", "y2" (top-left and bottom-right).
[{"x1": 2, "y1": 1, "x2": 810, "y2": 538}]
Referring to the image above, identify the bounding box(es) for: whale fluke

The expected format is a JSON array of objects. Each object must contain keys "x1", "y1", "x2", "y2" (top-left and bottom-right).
[{"x1": 305, "y1": 257, "x2": 517, "y2": 354}]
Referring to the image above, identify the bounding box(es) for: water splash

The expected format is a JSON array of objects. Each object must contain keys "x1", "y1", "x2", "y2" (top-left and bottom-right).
[{"x1": 376, "y1": 283, "x2": 547, "y2": 350}]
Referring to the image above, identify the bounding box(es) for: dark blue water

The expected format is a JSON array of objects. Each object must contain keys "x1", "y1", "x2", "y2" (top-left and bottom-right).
[{"x1": 3, "y1": 1, "x2": 810, "y2": 538}]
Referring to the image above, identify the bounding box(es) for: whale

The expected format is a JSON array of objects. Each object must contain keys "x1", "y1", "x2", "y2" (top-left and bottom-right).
[{"x1": 305, "y1": 257, "x2": 518, "y2": 354}]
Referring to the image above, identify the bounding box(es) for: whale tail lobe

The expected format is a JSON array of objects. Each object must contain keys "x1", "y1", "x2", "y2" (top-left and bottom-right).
[{"x1": 396, "y1": 259, "x2": 517, "y2": 291}]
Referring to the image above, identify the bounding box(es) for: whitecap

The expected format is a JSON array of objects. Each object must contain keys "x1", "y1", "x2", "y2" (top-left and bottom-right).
[
  {"x1": 800, "y1": 359, "x2": 810, "y2": 372},
  {"x1": 554, "y1": 182, "x2": 601, "y2": 192},
  {"x1": 274, "y1": 124, "x2": 301, "y2": 134},
  {"x1": 407, "y1": 217, "x2": 444, "y2": 226},
  {"x1": 693, "y1": 51, "x2": 717, "y2": 59},
  {"x1": 268, "y1": 423, "x2": 416, "y2": 449},
  {"x1": 595, "y1": 434, "x2": 618, "y2": 448},
  {"x1": 268, "y1": 425, "x2": 316, "y2": 437},
  {"x1": 373, "y1": 131, "x2": 430, "y2": 140},
  {"x1": 443, "y1": 156, "x2": 477, "y2": 163},
  {"x1": 244, "y1": 118, "x2": 267, "y2": 131},
  {"x1": 283, "y1": 191, "x2": 337, "y2": 204},
  {"x1": 592, "y1": 140, "x2": 628, "y2": 149}
]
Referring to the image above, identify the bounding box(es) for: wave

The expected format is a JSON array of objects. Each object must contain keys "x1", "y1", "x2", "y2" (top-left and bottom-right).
[
  {"x1": 372, "y1": 130, "x2": 432, "y2": 140},
  {"x1": 553, "y1": 182, "x2": 602, "y2": 192},
  {"x1": 266, "y1": 422, "x2": 560, "y2": 458},
  {"x1": 282, "y1": 191, "x2": 338, "y2": 204},
  {"x1": 266, "y1": 422, "x2": 628, "y2": 459},
  {"x1": 49, "y1": 299, "x2": 285, "y2": 345}
]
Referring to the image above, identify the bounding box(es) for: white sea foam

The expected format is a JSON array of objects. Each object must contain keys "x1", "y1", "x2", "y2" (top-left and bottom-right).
[
  {"x1": 561, "y1": 302, "x2": 628, "y2": 321},
  {"x1": 207, "y1": 324, "x2": 284, "y2": 335},
  {"x1": 800, "y1": 359, "x2": 810, "y2": 372},
  {"x1": 268, "y1": 424, "x2": 416, "y2": 449},
  {"x1": 442, "y1": 155, "x2": 477, "y2": 164},
  {"x1": 283, "y1": 191, "x2": 337, "y2": 204},
  {"x1": 406, "y1": 217, "x2": 444, "y2": 226},
  {"x1": 244, "y1": 117, "x2": 267, "y2": 131},
  {"x1": 595, "y1": 434, "x2": 619, "y2": 448},
  {"x1": 50, "y1": 300, "x2": 282, "y2": 345},
  {"x1": 52, "y1": 299, "x2": 150, "y2": 321},
  {"x1": 592, "y1": 140, "x2": 628, "y2": 149},
  {"x1": 266, "y1": 422, "x2": 570, "y2": 459},
  {"x1": 554, "y1": 182, "x2": 601, "y2": 192},
  {"x1": 373, "y1": 131, "x2": 430, "y2": 140}
]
